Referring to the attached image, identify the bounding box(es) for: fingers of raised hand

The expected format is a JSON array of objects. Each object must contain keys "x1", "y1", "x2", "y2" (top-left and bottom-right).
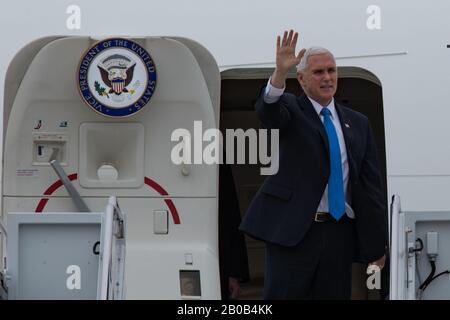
[
  {"x1": 292, "y1": 31, "x2": 298, "y2": 48},
  {"x1": 279, "y1": 30, "x2": 299, "y2": 49},
  {"x1": 286, "y1": 30, "x2": 294, "y2": 46},
  {"x1": 296, "y1": 48, "x2": 306, "y2": 61},
  {"x1": 281, "y1": 30, "x2": 288, "y2": 46}
]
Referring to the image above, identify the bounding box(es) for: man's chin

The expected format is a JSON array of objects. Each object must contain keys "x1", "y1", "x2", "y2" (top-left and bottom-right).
[{"x1": 319, "y1": 95, "x2": 334, "y2": 104}]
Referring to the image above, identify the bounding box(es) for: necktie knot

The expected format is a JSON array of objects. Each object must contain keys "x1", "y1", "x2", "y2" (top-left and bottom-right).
[{"x1": 320, "y1": 107, "x2": 331, "y2": 117}]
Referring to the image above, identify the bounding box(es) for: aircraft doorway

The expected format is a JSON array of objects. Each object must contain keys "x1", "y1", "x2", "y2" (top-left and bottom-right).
[{"x1": 219, "y1": 67, "x2": 387, "y2": 300}]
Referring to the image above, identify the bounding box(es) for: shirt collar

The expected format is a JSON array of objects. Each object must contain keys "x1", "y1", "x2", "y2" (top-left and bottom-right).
[{"x1": 307, "y1": 96, "x2": 336, "y2": 120}]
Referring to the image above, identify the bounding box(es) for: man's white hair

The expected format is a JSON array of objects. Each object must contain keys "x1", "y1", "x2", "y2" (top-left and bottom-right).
[{"x1": 296, "y1": 46, "x2": 335, "y2": 73}]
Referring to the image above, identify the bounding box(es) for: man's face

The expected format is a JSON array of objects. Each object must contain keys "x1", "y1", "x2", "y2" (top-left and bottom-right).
[{"x1": 297, "y1": 53, "x2": 337, "y2": 106}]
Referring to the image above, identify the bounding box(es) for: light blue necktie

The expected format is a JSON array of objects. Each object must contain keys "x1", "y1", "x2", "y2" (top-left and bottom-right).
[{"x1": 320, "y1": 107, "x2": 345, "y2": 220}]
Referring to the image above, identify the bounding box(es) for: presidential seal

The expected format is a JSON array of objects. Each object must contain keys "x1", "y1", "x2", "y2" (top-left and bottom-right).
[{"x1": 78, "y1": 38, "x2": 157, "y2": 117}]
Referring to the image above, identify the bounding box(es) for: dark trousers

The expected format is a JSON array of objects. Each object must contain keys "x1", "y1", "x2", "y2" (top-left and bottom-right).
[{"x1": 263, "y1": 215, "x2": 356, "y2": 300}]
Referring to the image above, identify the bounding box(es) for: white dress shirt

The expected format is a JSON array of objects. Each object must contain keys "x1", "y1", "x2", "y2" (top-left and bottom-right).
[{"x1": 264, "y1": 79, "x2": 355, "y2": 218}]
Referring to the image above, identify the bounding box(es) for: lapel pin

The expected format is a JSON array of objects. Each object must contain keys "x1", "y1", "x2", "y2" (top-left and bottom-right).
[{"x1": 345, "y1": 123, "x2": 350, "y2": 128}]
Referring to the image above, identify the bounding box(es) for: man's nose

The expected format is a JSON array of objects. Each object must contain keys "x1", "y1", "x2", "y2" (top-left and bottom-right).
[{"x1": 323, "y1": 71, "x2": 332, "y2": 81}]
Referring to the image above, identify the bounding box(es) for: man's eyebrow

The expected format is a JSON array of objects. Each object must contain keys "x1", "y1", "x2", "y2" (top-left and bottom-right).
[{"x1": 312, "y1": 67, "x2": 336, "y2": 72}]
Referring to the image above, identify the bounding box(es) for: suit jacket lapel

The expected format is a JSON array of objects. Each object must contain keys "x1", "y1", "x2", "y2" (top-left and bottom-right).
[
  {"x1": 297, "y1": 94, "x2": 329, "y2": 154},
  {"x1": 335, "y1": 102, "x2": 357, "y2": 180},
  {"x1": 297, "y1": 94, "x2": 358, "y2": 181},
  {"x1": 335, "y1": 103, "x2": 354, "y2": 151}
]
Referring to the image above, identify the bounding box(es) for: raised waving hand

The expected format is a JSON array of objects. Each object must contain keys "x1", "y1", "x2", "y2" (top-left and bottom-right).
[{"x1": 271, "y1": 30, "x2": 306, "y2": 89}]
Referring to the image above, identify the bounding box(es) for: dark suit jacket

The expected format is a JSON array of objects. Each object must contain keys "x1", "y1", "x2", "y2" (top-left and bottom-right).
[{"x1": 239, "y1": 91, "x2": 387, "y2": 263}]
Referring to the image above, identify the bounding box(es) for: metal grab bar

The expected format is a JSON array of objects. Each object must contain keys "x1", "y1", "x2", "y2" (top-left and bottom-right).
[
  {"x1": 98, "y1": 196, "x2": 125, "y2": 300},
  {"x1": 389, "y1": 194, "x2": 401, "y2": 300},
  {"x1": 49, "y1": 149, "x2": 90, "y2": 213}
]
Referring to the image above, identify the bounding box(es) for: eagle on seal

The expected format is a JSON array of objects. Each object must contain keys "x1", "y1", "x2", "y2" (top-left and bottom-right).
[{"x1": 97, "y1": 54, "x2": 136, "y2": 95}]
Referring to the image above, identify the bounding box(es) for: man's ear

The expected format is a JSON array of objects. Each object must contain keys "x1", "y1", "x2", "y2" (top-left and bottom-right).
[{"x1": 296, "y1": 72, "x2": 304, "y2": 87}]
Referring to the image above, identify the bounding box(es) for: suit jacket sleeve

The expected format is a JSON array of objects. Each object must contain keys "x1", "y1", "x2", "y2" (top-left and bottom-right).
[
  {"x1": 354, "y1": 120, "x2": 388, "y2": 262},
  {"x1": 255, "y1": 87, "x2": 292, "y2": 130}
]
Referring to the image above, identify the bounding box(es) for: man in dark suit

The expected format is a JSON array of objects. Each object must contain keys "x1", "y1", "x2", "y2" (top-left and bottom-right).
[
  {"x1": 240, "y1": 30, "x2": 387, "y2": 299},
  {"x1": 219, "y1": 162, "x2": 250, "y2": 299}
]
